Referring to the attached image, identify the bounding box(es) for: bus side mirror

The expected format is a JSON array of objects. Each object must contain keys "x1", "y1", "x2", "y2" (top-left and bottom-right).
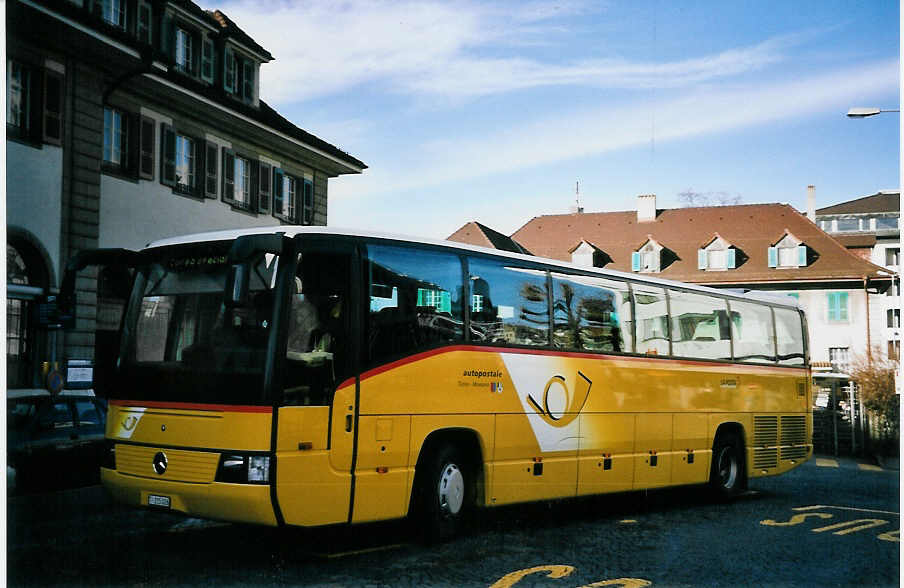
[
  {"x1": 59, "y1": 248, "x2": 140, "y2": 330},
  {"x1": 225, "y1": 263, "x2": 250, "y2": 307}
]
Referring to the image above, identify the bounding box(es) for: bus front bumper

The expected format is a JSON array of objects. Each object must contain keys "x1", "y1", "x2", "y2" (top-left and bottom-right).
[{"x1": 101, "y1": 468, "x2": 278, "y2": 526}]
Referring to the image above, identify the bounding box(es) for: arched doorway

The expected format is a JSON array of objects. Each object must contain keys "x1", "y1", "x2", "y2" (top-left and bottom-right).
[{"x1": 7, "y1": 238, "x2": 50, "y2": 389}]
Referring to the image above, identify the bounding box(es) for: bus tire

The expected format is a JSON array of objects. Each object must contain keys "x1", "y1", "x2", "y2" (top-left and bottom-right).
[
  {"x1": 415, "y1": 444, "x2": 473, "y2": 543},
  {"x1": 709, "y1": 432, "x2": 746, "y2": 499}
]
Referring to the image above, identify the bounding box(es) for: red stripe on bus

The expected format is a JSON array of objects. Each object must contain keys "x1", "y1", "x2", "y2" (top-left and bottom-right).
[
  {"x1": 357, "y1": 345, "x2": 809, "y2": 383},
  {"x1": 109, "y1": 400, "x2": 273, "y2": 413}
]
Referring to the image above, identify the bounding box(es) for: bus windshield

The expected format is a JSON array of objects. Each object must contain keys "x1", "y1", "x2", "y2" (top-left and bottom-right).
[{"x1": 115, "y1": 242, "x2": 279, "y2": 406}]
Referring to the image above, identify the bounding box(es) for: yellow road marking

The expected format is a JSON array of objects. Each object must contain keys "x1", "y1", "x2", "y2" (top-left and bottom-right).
[
  {"x1": 858, "y1": 463, "x2": 883, "y2": 472},
  {"x1": 815, "y1": 458, "x2": 839, "y2": 468},
  {"x1": 812, "y1": 519, "x2": 888, "y2": 535},
  {"x1": 878, "y1": 530, "x2": 900, "y2": 543},
  {"x1": 489, "y1": 565, "x2": 575, "y2": 588},
  {"x1": 761, "y1": 513, "x2": 832, "y2": 527},
  {"x1": 619, "y1": 519, "x2": 637, "y2": 524}
]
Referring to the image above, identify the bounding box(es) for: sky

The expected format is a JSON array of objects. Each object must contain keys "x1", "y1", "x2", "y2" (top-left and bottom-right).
[{"x1": 209, "y1": 0, "x2": 900, "y2": 240}]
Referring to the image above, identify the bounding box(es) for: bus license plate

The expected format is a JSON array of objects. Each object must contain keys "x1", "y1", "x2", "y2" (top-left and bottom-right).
[{"x1": 148, "y1": 494, "x2": 171, "y2": 508}]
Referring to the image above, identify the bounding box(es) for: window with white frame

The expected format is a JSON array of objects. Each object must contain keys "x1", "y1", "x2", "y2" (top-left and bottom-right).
[
  {"x1": 768, "y1": 234, "x2": 807, "y2": 269},
  {"x1": 102, "y1": 0, "x2": 126, "y2": 28},
  {"x1": 175, "y1": 28, "x2": 194, "y2": 74},
  {"x1": 7, "y1": 61, "x2": 30, "y2": 132},
  {"x1": 829, "y1": 347, "x2": 850, "y2": 373},
  {"x1": 233, "y1": 155, "x2": 250, "y2": 205},
  {"x1": 283, "y1": 174, "x2": 297, "y2": 219},
  {"x1": 174, "y1": 134, "x2": 196, "y2": 192},
  {"x1": 103, "y1": 106, "x2": 127, "y2": 167},
  {"x1": 698, "y1": 236, "x2": 736, "y2": 271},
  {"x1": 632, "y1": 240, "x2": 662, "y2": 273}
]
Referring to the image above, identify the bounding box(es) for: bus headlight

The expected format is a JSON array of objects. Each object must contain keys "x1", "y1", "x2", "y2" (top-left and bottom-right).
[{"x1": 216, "y1": 453, "x2": 270, "y2": 484}]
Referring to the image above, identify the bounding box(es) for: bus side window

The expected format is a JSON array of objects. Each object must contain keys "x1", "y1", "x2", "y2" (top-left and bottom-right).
[
  {"x1": 367, "y1": 245, "x2": 464, "y2": 365},
  {"x1": 730, "y1": 300, "x2": 776, "y2": 364},
  {"x1": 668, "y1": 289, "x2": 732, "y2": 360},
  {"x1": 774, "y1": 307, "x2": 805, "y2": 366},
  {"x1": 468, "y1": 258, "x2": 549, "y2": 347},
  {"x1": 633, "y1": 286, "x2": 669, "y2": 356},
  {"x1": 551, "y1": 272, "x2": 631, "y2": 353}
]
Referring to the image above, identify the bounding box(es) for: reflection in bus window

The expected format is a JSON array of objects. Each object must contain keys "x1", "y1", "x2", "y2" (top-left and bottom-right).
[
  {"x1": 731, "y1": 301, "x2": 775, "y2": 363},
  {"x1": 774, "y1": 307, "x2": 805, "y2": 366},
  {"x1": 551, "y1": 273, "x2": 631, "y2": 353},
  {"x1": 668, "y1": 289, "x2": 732, "y2": 360},
  {"x1": 368, "y1": 245, "x2": 464, "y2": 364},
  {"x1": 633, "y1": 285, "x2": 669, "y2": 355},
  {"x1": 469, "y1": 258, "x2": 548, "y2": 346}
]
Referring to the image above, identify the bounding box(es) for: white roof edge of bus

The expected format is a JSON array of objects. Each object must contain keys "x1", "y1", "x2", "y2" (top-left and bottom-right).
[{"x1": 144, "y1": 225, "x2": 802, "y2": 309}]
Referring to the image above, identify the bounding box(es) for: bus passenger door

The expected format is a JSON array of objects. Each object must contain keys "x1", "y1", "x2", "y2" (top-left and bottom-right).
[{"x1": 275, "y1": 242, "x2": 359, "y2": 527}]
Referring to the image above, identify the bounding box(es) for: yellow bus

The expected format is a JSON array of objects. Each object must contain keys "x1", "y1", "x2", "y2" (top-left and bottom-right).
[{"x1": 61, "y1": 227, "x2": 811, "y2": 540}]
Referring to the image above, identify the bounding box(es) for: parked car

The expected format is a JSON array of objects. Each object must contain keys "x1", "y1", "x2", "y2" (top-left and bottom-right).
[{"x1": 7, "y1": 389, "x2": 107, "y2": 492}]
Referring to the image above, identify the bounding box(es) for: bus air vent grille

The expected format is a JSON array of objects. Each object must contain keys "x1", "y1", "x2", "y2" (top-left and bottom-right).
[
  {"x1": 780, "y1": 415, "x2": 807, "y2": 446},
  {"x1": 754, "y1": 448, "x2": 778, "y2": 469},
  {"x1": 781, "y1": 445, "x2": 808, "y2": 460},
  {"x1": 754, "y1": 416, "x2": 778, "y2": 447},
  {"x1": 116, "y1": 444, "x2": 220, "y2": 483}
]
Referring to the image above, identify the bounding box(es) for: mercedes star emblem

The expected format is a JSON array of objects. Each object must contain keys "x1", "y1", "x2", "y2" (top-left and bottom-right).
[{"x1": 152, "y1": 451, "x2": 168, "y2": 475}]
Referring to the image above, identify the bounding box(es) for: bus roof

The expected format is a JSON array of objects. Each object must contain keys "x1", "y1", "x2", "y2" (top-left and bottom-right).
[{"x1": 144, "y1": 225, "x2": 802, "y2": 310}]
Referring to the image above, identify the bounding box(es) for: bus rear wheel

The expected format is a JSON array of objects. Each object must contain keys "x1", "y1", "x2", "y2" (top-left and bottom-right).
[
  {"x1": 709, "y1": 432, "x2": 746, "y2": 498},
  {"x1": 415, "y1": 444, "x2": 473, "y2": 543}
]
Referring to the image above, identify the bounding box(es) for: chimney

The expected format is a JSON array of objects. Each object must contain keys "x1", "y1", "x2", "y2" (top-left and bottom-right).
[
  {"x1": 806, "y1": 185, "x2": 816, "y2": 221},
  {"x1": 637, "y1": 194, "x2": 657, "y2": 223}
]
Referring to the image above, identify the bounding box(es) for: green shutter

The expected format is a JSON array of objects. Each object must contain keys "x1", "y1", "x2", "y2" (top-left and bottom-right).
[
  {"x1": 698, "y1": 249, "x2": 707, "y2": 270},
  {"x1": 160, "y1": 123, "x2": 175, "y2": 186},
  {"x1": 768, "y1": 246, "x2": 778, "y2": 268},
  {"x1": 797, "y1": 245, "x2": 807, "y2": 267},
  {"x1": 631, "y1": 251, "x2": 641, "y2": 272},
  {"x1": 727, "y1": 248, "x2": 736, "y2": 269}
]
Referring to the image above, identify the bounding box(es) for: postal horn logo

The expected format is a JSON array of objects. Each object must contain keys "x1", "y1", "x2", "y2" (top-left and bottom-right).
[
  {"x1": 121, "y1": 415, "x2": 139, "y2": 431},
  {"x1": 526, "y1": 371, "x2": 593, "y2": 428}
]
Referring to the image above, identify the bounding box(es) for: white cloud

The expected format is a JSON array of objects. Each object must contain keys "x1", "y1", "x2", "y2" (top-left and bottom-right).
[
  {"x1": 330, "y1": 59, "x2": 899, "y2": 203},
  {"x1": 213, "y1": 0, "x2": 800, "y2": 104}
]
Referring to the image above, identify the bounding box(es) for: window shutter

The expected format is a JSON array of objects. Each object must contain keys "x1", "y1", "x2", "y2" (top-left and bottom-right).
[
  {"x1": 839, "y1": 292, "x2": 848, "y2": 321},
  {"x1": 631, "y1": 251, "x2": 641, "y2": 272},
  {"x1": 797, "y1": 244, "x2": 807, "y2": 267},
  {"x1": 204, "y1": 142, "x2": 218, "y2": 198},
  {"x1": 726, "y1": 248, "x2": 736, "y2": 269},
  {"x1": 127, "y1": 113, "x2": 141, "y2": 176},
  {"x1": 201, "y1": 38, "x2": 215, "y2": 83},
  {"x1": 258, "y1": 162, "x2": 271, "y2": 212},
  {"x1": 272, "y1": 168, "x2": 283, "y2": 217},
  {"x1": 139, "y1": 116, "x2": 155, "y2": 179},
  {"x1": 222, "y1": 148, "x2": 235, "y2": 202},
  {"x1": 249, "y1": 159, "x2": 260, "y2": 211},
  {"x1": 42, "y1": 70, "x2": 63, "y2": 145},
  {"x1": 160, "y1": 123, "x2": 176, "y2": 186},
  {"x1": 161, "y1": 14, "x2": 175, "y2": 55},
  {"x1": 697, "y1": 249, "x2": 707, "y2": 270},
  {"x1": 302, "y1": 178, "x2": 313, "y2": 224},
  {"x1": 767, "y1": 246, "x2": 778, "y2": 268}
]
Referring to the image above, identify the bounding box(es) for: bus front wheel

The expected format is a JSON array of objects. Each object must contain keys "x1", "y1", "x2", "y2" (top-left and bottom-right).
[
  {"x1": 709, "y1": 432, "x2": 746, "y2": 498},
  {"x1": 416, "y1": 444, "x2": 473, "y2": 542}
]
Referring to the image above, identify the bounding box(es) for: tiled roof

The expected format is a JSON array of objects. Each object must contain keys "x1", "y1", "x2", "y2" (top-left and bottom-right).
[
  {"x1": 208, "y1": 9, "x2": 274, "y2": 61},
  {"x1": 816, "y1": 192, "x2": 900, "y2": 215},
  {"x1": 447, "y1": 222, "x2": 531, "y2": 254},
  {"x1": 505, "y1": 204, "x2": 891, "y2": 285},
  {"x1": 834, "y1": 234, "x2": 878, "y2": 248}
]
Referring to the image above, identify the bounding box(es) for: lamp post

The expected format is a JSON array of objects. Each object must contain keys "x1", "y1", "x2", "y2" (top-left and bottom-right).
[{"x1": 846, "y1": 107, "x2": 900, "y2": 118}]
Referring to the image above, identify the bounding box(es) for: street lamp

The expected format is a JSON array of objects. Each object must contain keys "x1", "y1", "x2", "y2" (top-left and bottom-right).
[{"x1": 846, "y1": 107, "x2": 900, "y2": 118}]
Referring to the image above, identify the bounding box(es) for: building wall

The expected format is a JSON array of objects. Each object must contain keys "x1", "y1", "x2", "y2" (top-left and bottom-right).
[
  {"x1": 7, "y1": 141, "x2": 64, "y2": 282},
  {"x1": 99, "y1": 175, "x2": 278, "y2": 250}
]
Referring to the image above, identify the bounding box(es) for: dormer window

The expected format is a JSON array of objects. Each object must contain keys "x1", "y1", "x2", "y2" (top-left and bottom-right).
[
  {"x1": 698, "y1": 235, "x2": 736, "y2": 271},
  {"x1": 223, "y1": 46, "x2": 257, "y2": 104},
  {"x1": 768, "y1": 232, "x2": 808, "y2": 269},
  {"x1": 631, "y1": 238, "x2": 662, "y2": 273},
  {"x1": 175, "y1": 28, "x2": 194, "y2": 74},
  {"x1": 100, "y1": 0, "x2": 126, "y2": 29},
  {"x1": 570, "y1": 240, "x2": 608, "y2": 268}
]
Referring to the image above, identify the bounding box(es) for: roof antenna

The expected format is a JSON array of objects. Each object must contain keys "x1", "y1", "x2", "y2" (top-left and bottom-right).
[{"x1": 571, "y1": 181, "x2": 583, "y2": 214}]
